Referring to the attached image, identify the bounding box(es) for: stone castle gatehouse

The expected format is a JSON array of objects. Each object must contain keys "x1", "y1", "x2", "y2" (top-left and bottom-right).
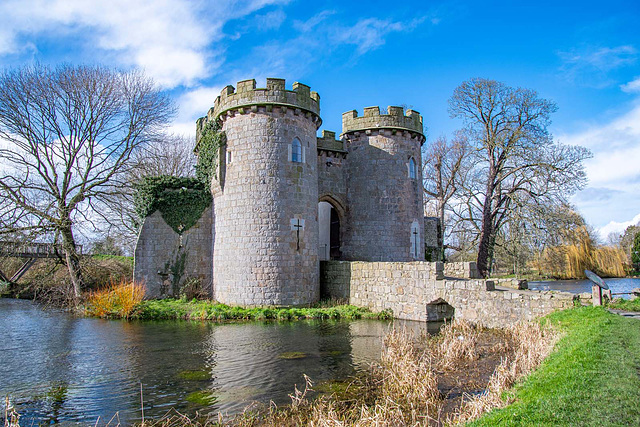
[{"x1": 135, "y1": 78, "x2": 433, "y2": 306}]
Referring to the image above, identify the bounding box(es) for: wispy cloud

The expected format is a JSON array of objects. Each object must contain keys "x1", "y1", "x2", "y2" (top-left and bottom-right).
[
  {"x1": 558, "y1": 45, "x2": 637, "y2": 88},
  {"x1": 236, "y1": 11, "x2": 435, "y2": 79},
  {"x1": 332, "y1": 16, "x2": 427, "y2": 55}
]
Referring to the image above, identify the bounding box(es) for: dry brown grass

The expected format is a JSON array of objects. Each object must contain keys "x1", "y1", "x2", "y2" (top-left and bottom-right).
[
  {"x1": 85, "y1": 280, "x2": 145, "y2": 319},
  {"x1": 449, "y1": 321, "x2": 560, "y2": 425},
  {"x1": 434, "y1": 320, "x2": 480, "y2": 370}
]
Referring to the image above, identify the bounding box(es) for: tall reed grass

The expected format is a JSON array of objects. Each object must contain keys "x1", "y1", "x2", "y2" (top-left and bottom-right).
[
  {"x1": 450, "y1": 321, "x2": 560, "y2": 424},
  {"x1": 85, "y1": 280, "x2": 145, "y2": 319}
]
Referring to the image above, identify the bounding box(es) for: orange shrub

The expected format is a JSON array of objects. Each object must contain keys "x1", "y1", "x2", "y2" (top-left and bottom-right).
[{"x1": 85, "y1": 280, "x2": 145, "y2": 319}]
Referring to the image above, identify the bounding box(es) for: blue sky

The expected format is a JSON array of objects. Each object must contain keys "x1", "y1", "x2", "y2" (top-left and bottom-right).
[{"x1": 1, "y1": 0, "x2": 640, "y2": 238}]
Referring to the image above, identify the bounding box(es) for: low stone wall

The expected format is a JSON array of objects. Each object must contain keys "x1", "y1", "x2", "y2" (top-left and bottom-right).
[
  {"x1": 320, "y1": 261, "x2": 578, "y2": 328},
  {"x1": 443, "y1": 261, "x2": 481, "y2": 279},
  {"x1": 134, "y1": 208, "x2": 213, "y2": 298}
]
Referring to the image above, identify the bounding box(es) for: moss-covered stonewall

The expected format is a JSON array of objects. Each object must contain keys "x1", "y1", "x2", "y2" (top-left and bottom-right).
[
  {"x1": 133, "y1": 175, "x2": 211, "y2": 234},
  {"x1": 194, "y1": 120, "x2": 225, "y2": 190}
]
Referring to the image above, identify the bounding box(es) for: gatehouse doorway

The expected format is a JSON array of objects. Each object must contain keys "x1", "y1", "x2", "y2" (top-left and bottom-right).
[{"x1": 318, "y1": 201, "x2": 341, "y2": 260}]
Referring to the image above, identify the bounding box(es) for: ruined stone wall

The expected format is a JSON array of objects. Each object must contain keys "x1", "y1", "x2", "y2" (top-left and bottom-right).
[
  {"x1": 134, "y1": 208, "x2": 213, "y2": 298},
  {"x1": 208, "y1": 79, "x2": 321, "y2": 306},
  {"x1": 340, "y1": 106, "x2": 426, "y2": 261},
  {"x1": 320, "y1": 261, "x2": 577, "y2": 328}
]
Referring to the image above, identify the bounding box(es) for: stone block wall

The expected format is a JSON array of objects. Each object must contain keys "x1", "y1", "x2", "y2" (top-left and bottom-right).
[
  {"x1": 341, "y1": 116, "x2": 426, "y2": 261},
  {"x1": 320, "y1": 261, "x2": 578, "y2": 328},
  {"x1": 443, "y1": 261, "x2": 482, "y2": 279},
  {"x1": 210, "y1": 79, "x2": 321, "y2": 306},
  {"x1": 317, "y1": 130, "x2": 347, "y2": 209},
  {"x1": 134, "y1": 208, "x2": 213, "y2": 298}
]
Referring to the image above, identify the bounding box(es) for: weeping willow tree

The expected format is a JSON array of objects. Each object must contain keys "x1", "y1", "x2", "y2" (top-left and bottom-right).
[{"x1": 541, "y1": 226, "x2": 627, "y2": 279}]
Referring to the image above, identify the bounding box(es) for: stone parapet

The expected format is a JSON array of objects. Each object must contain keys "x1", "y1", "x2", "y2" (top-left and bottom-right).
[
  {"x1": 210, "y1": 78, "x2": 321, "y2": 125},
  {"x1": 341, "y1": 106, "x2": 424, "y2": 139},
  {"x1": 320, "y1": 260, "x2": 578, "y2": 328},
  {"x1": 317, "y1": 130, "x2": 346, "y2": 154},
  {"x1": 443, "y1": 261, "x2": 482, "y2": 279}
]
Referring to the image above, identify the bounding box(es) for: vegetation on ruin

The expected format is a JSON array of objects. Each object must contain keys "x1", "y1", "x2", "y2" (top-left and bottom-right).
[
  {"x1": 472, "y1": 307, "x2": 640, "y2": 426},
  {"x1": 194, "y1": 119, "x2": 226, "y2": 190},
  {"x1": 133, "y1": 175, "x2": 212, "y2": 234}
]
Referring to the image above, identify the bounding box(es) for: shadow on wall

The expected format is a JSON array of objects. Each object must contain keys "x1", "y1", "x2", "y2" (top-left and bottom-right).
[
  {"x1": 426, "y1": 298, "x2": 455, "y2": 322},
  {"x1": 319, "y1": 261, "x2": 351, "y2": 300}
]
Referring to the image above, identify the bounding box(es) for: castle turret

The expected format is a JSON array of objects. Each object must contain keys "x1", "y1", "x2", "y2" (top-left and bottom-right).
[
  {"x1": 201, "y1": 78, "x2": 321, "y2": 306},
  {"x1": 341, "y1": 106, "x2": 426, "y2": 261}
]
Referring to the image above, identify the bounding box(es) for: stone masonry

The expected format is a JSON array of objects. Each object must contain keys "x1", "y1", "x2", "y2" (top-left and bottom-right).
[
  {"x1": 320, "y1": 261, "x2": 577, "y2": 328},
  {"x1": 134, "y1": 207, "x2": 212, "y2": 298}
]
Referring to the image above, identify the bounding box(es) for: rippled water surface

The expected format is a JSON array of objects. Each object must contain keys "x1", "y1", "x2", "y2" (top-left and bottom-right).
[
  {"x1": 529, "y1": 277, "x2": 640, "y2": 299},
  {"x1": 0, "y1": 299, "x2": 438, "y2": 425}
]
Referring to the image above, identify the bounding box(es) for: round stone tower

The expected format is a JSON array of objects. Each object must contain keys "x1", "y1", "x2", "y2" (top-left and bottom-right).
[
  {"x1": 341, "y1": 106, "x2": 426, "y2": 261},
  {"x1": 200, "y1": 78, "x2": 322, "y2": 306}
]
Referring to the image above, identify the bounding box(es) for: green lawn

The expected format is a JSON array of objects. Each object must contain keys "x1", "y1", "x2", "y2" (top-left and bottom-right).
[
  {"x1": 608, "y1": 298, "x2": 640, "y2": 312},
  {"x1": 471, "y1": 306, "x2": 640, "y2": 426}
]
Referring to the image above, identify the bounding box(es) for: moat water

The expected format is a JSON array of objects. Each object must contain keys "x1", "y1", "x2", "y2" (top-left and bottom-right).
[
  {"x1": 529, "y1": 277, "x2": 640, "y2": 298},
  {"x1": 0, "y1": 299, "x2": 439, "y2": 425}
]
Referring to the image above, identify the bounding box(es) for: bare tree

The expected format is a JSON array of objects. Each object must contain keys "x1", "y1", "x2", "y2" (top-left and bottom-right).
[
  {"x1": 449, "y1": 78, "x2": 591, "y2": 277},
  {"x1": 130, "y1": 133, "x2": 196, "y2": 180},
  {"x1": 422, "y1": 133, "x2": 471, "y2": 260},
  {"x1": 0, "y1": 64, "x2": 174, "y2": 299},
  {"x1": 99, "y1": 132, "x2": 197, "y2": 253}
]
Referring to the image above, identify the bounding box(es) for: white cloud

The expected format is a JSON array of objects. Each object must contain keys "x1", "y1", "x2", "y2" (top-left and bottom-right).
[
  {"x1": 560, "y1": 101, "x2": 640, "y2": 229},
  {"x1": 332, "y1": 16, "x2": 427, "y2": 55},
  {"x1": 598, "y1": 213, "x2": 640, "y2": 239},
  {"x1": 0, "y1": 0, "x2": 289, "y2": 89},
  {"x1": 168, "y1": 86, "x2": 223, "y2": 138},
  {"x1": 558, "y1": 102, "x2": 640, "y2": 189},
  {"x1": 621, "y1": 77, "x2": 640, "y2": 93}
]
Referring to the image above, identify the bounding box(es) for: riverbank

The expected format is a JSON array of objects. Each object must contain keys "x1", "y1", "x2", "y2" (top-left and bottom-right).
[
  {"x1": 608, "y1": 297, "x2": 640, "y2": 312},
  {"x1": 83, "y1": 283, "x2": 392, "y2": 321},
  {"x1": 133, "y1": 298, "x2": 393, "y2": 321},
  {"x1": 472, "y1": 306, "x2": 640, "y2": 425}
]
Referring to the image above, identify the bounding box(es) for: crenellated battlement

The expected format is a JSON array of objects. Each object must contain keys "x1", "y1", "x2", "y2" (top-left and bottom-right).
[
  {"x1": 341, "y1": 106, "x2": 424, "y2": 137},
  {"x1": 210, "y1": 78, "x2": 321, "y2": 123},
  {"x1": 317, "y1": 130, "x2": 346, "y2": 154}
]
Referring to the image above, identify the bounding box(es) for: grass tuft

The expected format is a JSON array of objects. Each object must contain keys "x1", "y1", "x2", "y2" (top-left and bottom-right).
[{"x1": 84, "y1": 280, "x2": 145, "y2": 319}]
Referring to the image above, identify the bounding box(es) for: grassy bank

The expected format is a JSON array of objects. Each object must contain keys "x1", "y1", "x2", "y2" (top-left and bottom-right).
[
  {"x1": 134, "y1": 298, "x2": 392, "y2": 321},
  {"x1": 472, "y1": 306, "x2": 640, "y2": 426},
  {"x1": 84, "y1": 284, "x2": 392, "y2": 321},
  {"x1": 608, "y1": 298, "x2": 640, "y2": 312}
]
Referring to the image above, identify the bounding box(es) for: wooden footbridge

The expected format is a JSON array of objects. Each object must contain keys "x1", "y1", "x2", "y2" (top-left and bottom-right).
[{"x1": 0, "y1": 241, "x2": 82, "y2": 283}]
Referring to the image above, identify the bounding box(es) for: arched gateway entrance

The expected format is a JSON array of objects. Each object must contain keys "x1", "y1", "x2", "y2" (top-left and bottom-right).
[{"x1": 318, "y1": 200, "x2": 341, "y2": 260}]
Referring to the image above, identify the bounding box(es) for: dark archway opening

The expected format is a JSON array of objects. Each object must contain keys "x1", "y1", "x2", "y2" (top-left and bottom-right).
[
  {"x1": 426, "y1": 298, "x2": 455, "y2": 322},
  {"x1": 319, "y1": 201, "x2": 341, "y2": 260}
]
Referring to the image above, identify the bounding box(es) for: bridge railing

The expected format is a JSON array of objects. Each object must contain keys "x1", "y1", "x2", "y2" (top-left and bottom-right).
[{"x1": 0, "y1": 241, "x2": 83, "y2": 257}]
